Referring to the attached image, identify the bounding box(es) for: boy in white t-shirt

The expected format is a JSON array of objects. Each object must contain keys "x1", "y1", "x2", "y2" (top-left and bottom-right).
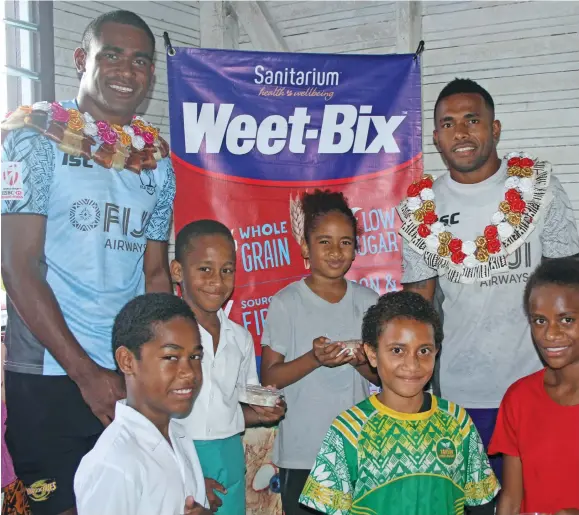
[{"x1": 74, "y1": 293, "x2": 210, "y2": 515}]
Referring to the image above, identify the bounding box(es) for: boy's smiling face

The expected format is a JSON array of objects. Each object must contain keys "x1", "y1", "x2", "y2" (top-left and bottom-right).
[
  {"x1": 171, "y1": 234, "x2": 236, "y2": 316},
  {"x1": 365, "y1": 318, "x2": 437, "y2": 412},
  {"x1": 116, "y1": 316, "x2": 203, "y2": 425}
]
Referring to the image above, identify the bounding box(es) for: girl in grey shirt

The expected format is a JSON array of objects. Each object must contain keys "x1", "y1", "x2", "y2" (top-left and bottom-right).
[{"x1": 261, "y1": 189, "x2": 379, "y2": 515}]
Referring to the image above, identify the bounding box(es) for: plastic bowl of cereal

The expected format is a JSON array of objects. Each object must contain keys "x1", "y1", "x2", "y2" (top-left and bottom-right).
[
  {"x1": 333, "y1": 339, "x2": 362, "y2": 348},
  {"x1": 328, "y1": 339, "x2": 363, "y2": 356},
  {"x1": 238, "y1": 385, "x2": 283, "y2": 407}
]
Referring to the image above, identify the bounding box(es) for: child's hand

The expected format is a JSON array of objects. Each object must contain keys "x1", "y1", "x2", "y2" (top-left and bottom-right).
[
  {"x1": 182, "y1": 495, "x2": 212, "y2": 514},
  {"x1": 312, "y1": 337, "x2": 354, "y2": 368},
  {"x1": 349, "y1": 345, "x2": 368, "y2": 367},
  {"x1": 251, "y1": 394, "x2": 287, "y2": 425},
  {"x1": 555, "y1": 510, "x2": 579, "y2": 515},
  {"x1": 204, "y1": 478, "x2": 226, "y2": 513}
]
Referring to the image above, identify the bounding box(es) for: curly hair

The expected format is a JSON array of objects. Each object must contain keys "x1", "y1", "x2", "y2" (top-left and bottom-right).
[
  {"x1": 362, "y1": 291, "x2": 443, "y2": 349},
  {"x1": 174, "y1": 219, "x2": 235, "y2": 263},
  {"x1": 301, "y1": 189, "x2": 358, "y2": 249},
  {"x1": 523, "y1": 257, "x2": 579, "y2": 317},
  {"x1": 112, "y1": 293, "x2": 197, "y2": 360}
]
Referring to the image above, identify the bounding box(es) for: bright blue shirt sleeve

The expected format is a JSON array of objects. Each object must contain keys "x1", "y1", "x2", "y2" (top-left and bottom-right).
[
  {"x1": 145, "y1": 159, "x2": 176, "y2": 241},
  {"x1": 1, "y1": 129, "x2": 55, "y2": 216}
]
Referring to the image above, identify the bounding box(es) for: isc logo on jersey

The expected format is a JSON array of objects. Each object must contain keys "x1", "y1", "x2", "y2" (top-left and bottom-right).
[{"x1": 182, "y1": 103, "x2": 407, "y2": 156}]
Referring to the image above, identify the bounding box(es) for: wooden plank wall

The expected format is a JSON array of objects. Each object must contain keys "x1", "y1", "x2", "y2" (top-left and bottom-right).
[{"x1": 239, "y1": 1, "x2": 397, "y2": 54}]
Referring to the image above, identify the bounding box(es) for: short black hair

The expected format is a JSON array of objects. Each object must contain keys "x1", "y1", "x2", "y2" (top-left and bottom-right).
[
  {"x1": 302, "y1": 189, "x2": 358, "y2": 249},
  {"x1": 175, "y1": 219, "x2": 235, "y2": 263},
  {"x1": 81, "y1": 10, "x2": 156, "y2": 55},
  {"x1": 112, "y1": 293, "x2": 197, "y2": 360},
  {"x1": 362, "y1": 291, "x2": 443, "y2": 349},
  {"x1": 434, "y1": 78, "x2": 495, "y2": 121},
  {"x1": 524, "y1": 257, "x2": 579, "y2": 317}
]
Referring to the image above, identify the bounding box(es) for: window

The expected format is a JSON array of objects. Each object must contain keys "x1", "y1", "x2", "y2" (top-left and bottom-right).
[{"x1": 0, "y1": 0, "x2": 54, "y2": 116}]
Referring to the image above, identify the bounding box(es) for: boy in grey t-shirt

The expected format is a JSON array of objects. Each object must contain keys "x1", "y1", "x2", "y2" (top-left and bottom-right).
[{"x1": 400, "y1": 79, "x2": 579, "y2": 481}]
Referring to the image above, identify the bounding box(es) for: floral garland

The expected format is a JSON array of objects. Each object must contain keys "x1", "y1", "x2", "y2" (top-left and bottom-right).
[
  {"x1": 0, "y1": 102, "x2": 169, "y2": 174},
  {"x1": 397, "y1": 153, "x2": 551, "y2": 284}
]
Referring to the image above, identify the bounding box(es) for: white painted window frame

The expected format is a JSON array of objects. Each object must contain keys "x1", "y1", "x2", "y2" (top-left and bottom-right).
[{"x1": 1, "y1": 0, "x2": 54, "y2": 115}]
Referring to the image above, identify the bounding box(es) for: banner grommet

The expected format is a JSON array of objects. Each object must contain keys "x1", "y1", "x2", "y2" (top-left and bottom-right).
[{"x1": 163, "y1": 31, "x2": 175, "y2": 57}]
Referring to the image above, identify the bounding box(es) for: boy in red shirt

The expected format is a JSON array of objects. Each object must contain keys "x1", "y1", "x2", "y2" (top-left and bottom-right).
[{"x1": 489, "y1": 257, "x2": 579, "y2": 515}]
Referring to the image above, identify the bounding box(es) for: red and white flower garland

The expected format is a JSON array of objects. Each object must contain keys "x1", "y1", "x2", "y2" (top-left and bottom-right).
[{"x1": 398, "y1": 153, "x2": 551, "y2": 283}]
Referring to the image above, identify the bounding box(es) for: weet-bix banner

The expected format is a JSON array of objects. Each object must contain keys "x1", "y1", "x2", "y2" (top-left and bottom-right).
[{"x1": 167, "y1": 48, "x2": 422, "y2": 514}]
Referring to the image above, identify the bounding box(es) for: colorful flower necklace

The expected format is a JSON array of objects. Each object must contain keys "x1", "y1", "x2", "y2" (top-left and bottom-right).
[
  {"x1": 1, "y1": 102, "x2": 169, "y2": 174},
  {"x1": 398, "y1": 153, "x2": 551, "y2": 284}
]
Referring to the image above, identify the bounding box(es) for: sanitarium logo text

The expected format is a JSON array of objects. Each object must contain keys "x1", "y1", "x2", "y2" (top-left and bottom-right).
[{"x1": 253, "y1": 65, "x2": 340, "y2": 86}]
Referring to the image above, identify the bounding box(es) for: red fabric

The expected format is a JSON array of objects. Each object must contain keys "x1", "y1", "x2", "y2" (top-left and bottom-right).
[{"x1": 489, "y1": 369, "x2": 579, "y2": 513}]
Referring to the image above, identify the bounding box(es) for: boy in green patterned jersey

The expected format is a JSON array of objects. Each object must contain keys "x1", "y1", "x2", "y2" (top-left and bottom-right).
[{"x1": 299, "y1": 291, "x2": 499, "y2": 515}]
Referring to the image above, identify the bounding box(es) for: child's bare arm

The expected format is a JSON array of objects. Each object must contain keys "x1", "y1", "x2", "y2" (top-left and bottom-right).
[
  {"x1": 260, "y1": 346, "x2": 319, "y2": 390},
  {"x1": 496, "y1": 455, "x2": 523, "y2": 515},
  {"x1": 350, "y1": 346, "x2": 380, "y2": 385},
  {"x1": 353, "y1": 362, "x2": 380, "y2": 385},
  {"x1": 261, "y1": 338, "x2": 353, "y2": 389}
]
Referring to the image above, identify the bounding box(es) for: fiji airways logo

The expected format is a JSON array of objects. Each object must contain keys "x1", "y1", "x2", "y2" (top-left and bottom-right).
[
  {"x1": 70, "y1": 199, "x2": 101, "y2": 231},
  {"x1": 254, "y1": 65, "x2": 340, "y2": 87},
  {"x1": 68, "y1": 199, "x2": 151, "y2": 253}
]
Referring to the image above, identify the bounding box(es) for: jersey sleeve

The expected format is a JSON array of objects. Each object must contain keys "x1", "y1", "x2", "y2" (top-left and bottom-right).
[
  {"x1": 145, "y1": 159, "x2": 176, "y2": 241},
  {"x1": 401, "y1": 239, "x2": 438, "y2": 284},
  {"x1": 261, "y1": 295, "x2": 293, "y2": 357},
  {"x1": 299, "y1": 423, "x2": 356, "y2": 515},
  {"x1": 464, "y1": 417, "x2": 500, "y2": 506},
  {"x1": 1, "y1": 129, "x2": 55, "y2": 215},
  {"x1": 540, "y1": 174, "x2": 579, "y2": 258},
  {"x1": 488, "y1": 384, "x2": 519, "y2": 457}
]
